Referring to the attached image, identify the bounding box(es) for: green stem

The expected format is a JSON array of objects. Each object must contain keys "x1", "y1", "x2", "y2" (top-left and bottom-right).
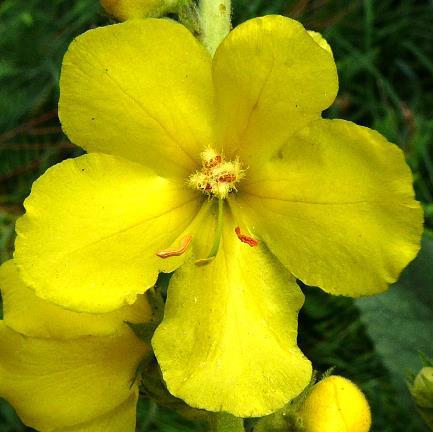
[
  {"x1": 195, "y1": 198, "x2": 224, "y2": 265},
  {"x1": 199, "y1": 0, "x2": 232, "y2": 55},
  {"x1": 208, "y1": 412, "x2": 244, "y2": 432}
]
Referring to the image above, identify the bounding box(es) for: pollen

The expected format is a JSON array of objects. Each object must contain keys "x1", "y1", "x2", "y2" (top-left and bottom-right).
[{"x1": 188, "y1": 147, "x2": 246, "y2": 199}]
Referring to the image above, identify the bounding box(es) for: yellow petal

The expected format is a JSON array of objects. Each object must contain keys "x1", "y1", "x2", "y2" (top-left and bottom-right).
[
  {"x1": 0, "y1": 322, "x2": 146, "y2": 431},
  {"x1": 14, "y1": 153, "x2": 201, "y2": 313},
  {"x1": 59, "y1": 19, "x2": 213, "y2": 178},
  {"x1": 153, "y1": 207, "x2": 312, "y2": 417},
  {"x1": 213, "y1": 15, "x2": 338, "y2": 168},
  {"x1": 55, "y1": 391, "x2": 138, "y2": 432},
  {"x1": 0, "y1": 260, "x2": 151, "y2": 339},
  {"x1": 307, "y1": 31, "x2": 333, "y2": 56},
  {"x1": 240, "y1": 119, "x2": 423, "y2": 297}
]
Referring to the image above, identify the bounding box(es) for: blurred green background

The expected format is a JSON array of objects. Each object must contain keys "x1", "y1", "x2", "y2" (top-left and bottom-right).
[{"x1": 1, "y1": 0, "x2": 432, "y2": 431}]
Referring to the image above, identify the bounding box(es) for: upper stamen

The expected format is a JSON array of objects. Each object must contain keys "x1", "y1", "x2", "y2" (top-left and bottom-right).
[{"x1": 188, "y1": 147, "x2": 246, "y2": 199}]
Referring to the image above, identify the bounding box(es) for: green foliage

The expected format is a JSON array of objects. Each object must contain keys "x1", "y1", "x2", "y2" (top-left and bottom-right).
[
  {"x1": 356, "y1": 237, "x2": 433, "y2": 430},
  {"x1": 136, "y1": 399, "x2": 205, "y2": 431},
  {"x1": 357, "y1": 237, "x2": 433, "y2": 385},
  {"x1": 1, "y1": 1, "x2": 432, "y2": 431},
  {"x1": 0, "y1": 400, "x2": 27, "y2": 432}
]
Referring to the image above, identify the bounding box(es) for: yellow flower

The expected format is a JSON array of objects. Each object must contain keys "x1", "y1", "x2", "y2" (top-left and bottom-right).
[
  {"x1": 13, "y1": 16, "x2": 422, "y2": 416},
  {"x1": 0, "y1": 260, "x2": 149, "y2": 432},
  {"x1": 100, "y1": 0, "x2": 179, "y2": 20},
  {"x1": 299, "y1": 375, "x2": 372, "y2": 432}
]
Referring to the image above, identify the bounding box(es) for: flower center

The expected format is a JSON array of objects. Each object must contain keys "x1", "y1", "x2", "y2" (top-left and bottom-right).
[{"x1": 187, "y1": 147, "x2": 246, "y2": 199}]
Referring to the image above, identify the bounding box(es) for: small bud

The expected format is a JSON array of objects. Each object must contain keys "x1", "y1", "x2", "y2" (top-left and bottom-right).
[
  {"x1": 299, "y1": 375, "x2": 371, "y2": 432},
  {"x1": 100, "y1": 0, "x2": 179, "y2": 21},
  {"x1": 411, "y1": 367, "x2": 433, "y2": 408},
  {"x1": 410, "y1": 366, "x2": 433, "y2": 429}
]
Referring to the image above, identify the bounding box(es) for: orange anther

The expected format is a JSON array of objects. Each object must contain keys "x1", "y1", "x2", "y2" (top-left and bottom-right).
[
  {"x1": 156, "y1": 235, "x2": 193, "y2": 258},
  {"x1": 235, "y1": 226, "x2": 258, "y2": 247},
  {"x1": 218, "y1": 174, "x2": 237, "y2": 183},
  {"x1": 205, "y1": 155, "x2": 222, "y2": 169}
]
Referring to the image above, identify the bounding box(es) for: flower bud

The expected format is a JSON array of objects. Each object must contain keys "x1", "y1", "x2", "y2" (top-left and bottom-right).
[
  {"x1": 100, "y1": 0, "x2": 179, "y2": 21},
  {"x1": 299, "y1": 375, "x2": 371, "y2": 432},
  {"x1": 411, "y1": 367, "x2": 433, "y2": 408}
]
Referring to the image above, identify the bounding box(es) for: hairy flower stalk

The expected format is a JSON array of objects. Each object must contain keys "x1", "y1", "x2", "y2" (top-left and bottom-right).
[{"x1": 199, "y1": 0, "x2": 232, "y2": 55}]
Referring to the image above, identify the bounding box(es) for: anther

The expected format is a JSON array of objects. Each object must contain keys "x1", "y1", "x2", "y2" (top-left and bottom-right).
[
  {"x1": 235, "y1": 227, "x2": 258, "y2": 247},
  {"x1": 156, "y1": 235, "x2": 192, "y2": 258},
  {"x1": 218, "y1": 174, "x2": 237, "y2": 183},
  {"x1": 188, "y1": 148, "x2": 246, "y2": 199},
  {"x1": 194, "y1": 257, "x2": 215, "y2": 266},
  {"x1": 205, "y1": 154, "x2": 222, "y2": 169}
]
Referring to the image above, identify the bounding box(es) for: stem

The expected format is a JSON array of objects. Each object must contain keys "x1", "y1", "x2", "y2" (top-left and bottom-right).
[
  {"x1": 195, "y1": 198, "x2": 224, "y2": 265},
  {"x1": 199, "y1": 0, "x2": 232, "y2": 55}
]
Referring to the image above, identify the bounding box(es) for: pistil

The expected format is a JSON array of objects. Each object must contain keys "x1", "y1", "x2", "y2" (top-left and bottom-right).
[{"x1": 195, "y1": 198, "x2": 224, "y2": 265}]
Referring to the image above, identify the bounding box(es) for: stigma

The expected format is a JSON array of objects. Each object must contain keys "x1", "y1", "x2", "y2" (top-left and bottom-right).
[{"x1": 188, "y1": 147, "x2": 246, "y2": 199}]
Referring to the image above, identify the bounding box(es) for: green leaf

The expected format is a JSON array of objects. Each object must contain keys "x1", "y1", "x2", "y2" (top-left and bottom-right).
[{"x1": 356, "y1": 236, "x2": 433, "y2": 410}]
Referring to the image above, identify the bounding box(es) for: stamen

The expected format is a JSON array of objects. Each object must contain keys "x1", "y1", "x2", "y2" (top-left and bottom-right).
[
  {"x1": 235, "y1": 226, "x2": 258, "y2": 247},
  {"x1": 156, "y1": 235, "x2": 193, "y2": 258},
  {"x1": 188, "y1": 148, "x2": 246, "y2": 199},
  {"x1": 195, "y1": 199, "x2": 224, "y2": 266}
]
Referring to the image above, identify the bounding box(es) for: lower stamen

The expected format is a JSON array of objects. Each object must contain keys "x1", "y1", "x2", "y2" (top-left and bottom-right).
[
  {"x1": 235, "y1": 226, "x2": 258, "y2": 247},
  {"x1": 156, "y1": 235, "x2": 193, "y2": 258}
]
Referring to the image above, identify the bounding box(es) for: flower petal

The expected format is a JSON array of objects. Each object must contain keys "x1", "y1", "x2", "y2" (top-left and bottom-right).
[
  {"x1": 55, "y1": 392, "x2": 138, "y2": 432},
  {"x1": 14, "y1": 153, "x2": 201, "y2": 313},
  {"x1": 59, "y1": 19, "x2": 213, "y2": 177},
  {"x1": 153, "y1": 208, "x2": 312, "y2": 417},
  {"x1": 0, "y1": 260, "x2": 151, "y2": 339},
  {"x1": 213, "y1": 15, "x2": 338, "y2": 167},
  {"x1": 240, "y1": 119, "x2": 423, "y2": 297},
  {"x1": 307, "y1": 31, "x2": 333, "y2": 56},
  {"x1": 0, "y1": 322, "x2": 146, "y2": 431}
]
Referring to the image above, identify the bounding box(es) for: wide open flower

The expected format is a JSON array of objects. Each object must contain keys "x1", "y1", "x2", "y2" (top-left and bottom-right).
[
  {"x1": 13, "y1": 16, "x2": 422, "y2": 416},
  {"x1": 0, "y1": 260, "x2": 149, "y2": 432}
]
